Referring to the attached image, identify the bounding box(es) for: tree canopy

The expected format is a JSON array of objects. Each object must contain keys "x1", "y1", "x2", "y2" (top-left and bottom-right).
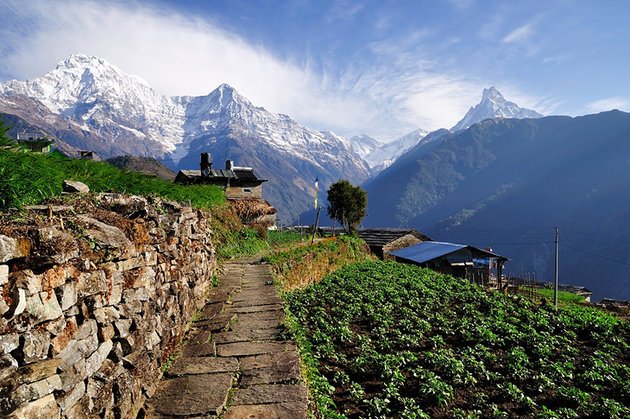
[{"x1": 326, "y1": 179, "x2": 367, "y2": 233}]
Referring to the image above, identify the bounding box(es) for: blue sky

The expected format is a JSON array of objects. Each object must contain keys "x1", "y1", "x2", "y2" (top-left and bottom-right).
[{"x1": 0, "y1": 0, "x2": 628, "y2": 140}]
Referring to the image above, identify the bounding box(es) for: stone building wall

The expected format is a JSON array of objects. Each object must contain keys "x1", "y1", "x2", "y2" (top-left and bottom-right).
[{"x1": 0, "y1": 193, "x2": 217, "y2": 418}]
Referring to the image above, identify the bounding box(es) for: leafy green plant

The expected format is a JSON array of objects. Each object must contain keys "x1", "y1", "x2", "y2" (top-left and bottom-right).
[{"x1": 282, "y1": 261, "x2": 630, "y2": 417}]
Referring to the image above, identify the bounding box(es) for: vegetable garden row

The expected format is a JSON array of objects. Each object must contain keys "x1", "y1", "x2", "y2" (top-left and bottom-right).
[{"x1": 282, "y1": 261, "x2": 629, "y2": 418}]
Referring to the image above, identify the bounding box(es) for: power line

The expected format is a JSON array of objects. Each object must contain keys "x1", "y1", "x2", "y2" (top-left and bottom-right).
[{"x1": 559, "y1": 243, "x2": 630, "y2": 267}]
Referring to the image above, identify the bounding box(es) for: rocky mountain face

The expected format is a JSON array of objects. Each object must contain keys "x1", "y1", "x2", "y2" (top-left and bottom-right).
[
  {"x1": 364, "y1": 110, "x2": 630, "y2": 301},
  {"x1": 0, "y1": 54, "x2": 370, "y2": 223},
  {"x1": 452, "y1": 86, "x2": 543, "y2": 132}
]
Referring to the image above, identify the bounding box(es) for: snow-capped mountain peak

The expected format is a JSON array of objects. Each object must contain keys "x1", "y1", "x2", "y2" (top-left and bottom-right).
[{"x1": 452, "y1": 86, "x2": 543, "y2": 132}]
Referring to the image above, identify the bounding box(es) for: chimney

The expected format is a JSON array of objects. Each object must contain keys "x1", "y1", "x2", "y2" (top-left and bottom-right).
[
  {"x1": 200, "y1": 153, "x2": 212, "y2": 177},
  {"x1": 226, "y1": 160, "x2": 234, "y2": 170}
]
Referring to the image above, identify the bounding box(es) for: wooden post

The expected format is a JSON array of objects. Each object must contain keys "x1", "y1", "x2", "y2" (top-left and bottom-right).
[
  {"x1": 311, "y1": 206, "x2": 321, "y2": 244},
  {"x1": 554, "y1": 226, "x2": 559, "y2": 307}
]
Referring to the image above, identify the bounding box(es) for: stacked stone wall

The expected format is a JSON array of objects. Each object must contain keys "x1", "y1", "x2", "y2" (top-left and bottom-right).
[{"x1": 0, "y1": 193, "x2": 217, "y2": 417}]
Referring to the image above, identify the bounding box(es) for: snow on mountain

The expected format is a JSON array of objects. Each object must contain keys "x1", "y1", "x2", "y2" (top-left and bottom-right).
[
  {"x1": 349, "y1": 134, "x2": 383, "y2": 159},
  {"x1": 451, "y1": 86, "x2": 543, "y2": 132},
  {"x1": 361, "y1": 128, "x2": 429, "y2": 172},
  {"x1": 0, "y1": 54, "x2": 370, "y2": 223},
  {"x1": 0, "y1": 54, "x2": 184, "y2": 153}
]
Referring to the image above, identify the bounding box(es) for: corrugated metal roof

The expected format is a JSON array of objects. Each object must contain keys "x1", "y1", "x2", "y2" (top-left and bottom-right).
[
  {"x1": 390, "y1": 242, "x2": 467, "y2": 264},
  {"x1": 389, "y1": 241, "x2": 507, "y2": 264}
]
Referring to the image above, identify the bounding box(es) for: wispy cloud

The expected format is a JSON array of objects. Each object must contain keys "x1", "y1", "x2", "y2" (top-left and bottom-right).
[
  {"x1": 325, "y1": 0, "x2": 364, "y2": 23},
  {"x1": 448, "y1": 0, "x2": 475, "y2": 11},
  {"x1": 502, "y1": 23, "x2": 534, "y2": 44},
  {"x1": 0, "y1": 0, "x2": 554, "y2": 141},
  {"x1": 585, "y1": 97, "x2": 630, "y2": 113}
]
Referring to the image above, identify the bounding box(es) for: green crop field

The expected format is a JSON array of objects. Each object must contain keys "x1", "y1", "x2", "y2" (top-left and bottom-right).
[{"x1": 284, "y1": 261, "x2": 630, "y2": 418}]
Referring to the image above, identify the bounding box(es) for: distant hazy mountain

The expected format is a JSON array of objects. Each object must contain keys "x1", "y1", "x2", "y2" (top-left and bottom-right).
[
  {"x1": 350, "y1": 134, "x2": 383, "y2": 160},
  {"x1": 350, "y1": 128, "x2": 430, "y2": 173},
  {"x1": 0, "y1": 54, "x2": 370, "y2": 223},
  {"x1": 452, "y1": 86, "x2": 543, "y2": 132},
  {"x1": 364, "y1": 111, "x2": 630, "y2": 301}
]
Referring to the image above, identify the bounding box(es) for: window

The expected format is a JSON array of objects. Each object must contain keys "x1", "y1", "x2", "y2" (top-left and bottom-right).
[{"x1": 243, "y1": 188, "x2": 252, "y2": 193}]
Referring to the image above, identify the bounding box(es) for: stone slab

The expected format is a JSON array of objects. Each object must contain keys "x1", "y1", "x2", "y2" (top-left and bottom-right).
[
  {"x1": 201, "y1": 302, "x2": 224, "y2": 319},
  {"x1": 166, "y1": 356, "x2": 239, "y2": 376},
  {"x1": 211, "y1": 328, "x2": 283, "y2": 344},
  {"x1": 216, "y1": 342, "x2": 296, "y2": 358},
  {"x1": 241, "y1": 365, "x2": 301, "y2": 386},
  {"x1": 233, "y1": 304, "x2": 282, "y2": 314},
  {"x1": 182, "y1": 342, "x2": 216, "y2": 358},
  {"x1": 232, "y1": 297, "x2": 279, "y2": 308},
  {"x1": 223, "y1": 402, "x2": 308, "y2": 419},
  {"x1": 240, "y1": 351, "x2": 300, "y2": 371},
  {"x1": 230, "y1": 317, "x2": 283, "y2": 332},
  {"x1": 231, "y1": 384, "x2": 308, "y2": 405},
  {"x1": 194, "y1": 312, "x2": 236, "y2": 331},
  {"x1": 148, "y1": 373, "x2": 233, "y2": 416}
]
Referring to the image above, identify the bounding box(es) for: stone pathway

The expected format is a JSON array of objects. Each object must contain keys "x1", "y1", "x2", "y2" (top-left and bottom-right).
[{"x1": 144, "y1": 259, "x2": 308, "y2": 418}]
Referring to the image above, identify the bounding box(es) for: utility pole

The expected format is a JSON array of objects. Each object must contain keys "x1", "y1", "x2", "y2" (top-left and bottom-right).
[{"x1": 554, "y1": 226, "x2": 559, "y2": 307}]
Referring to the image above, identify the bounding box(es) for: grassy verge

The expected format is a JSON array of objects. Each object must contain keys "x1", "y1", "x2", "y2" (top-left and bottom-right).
[
  {"x1": 533, "y1": 288, "x2": 587, "y2": 304},
  {"x1": 262, "y1": 235, "x2": 372, "y2": 292},
  {"x1": 0, "y1": 149, "x2": 224, "y2": 210},
  {"x1": 284, "y1": 261, "x2": 629, "y2": 418},
  {"x1": 266, "y1": 229, "x2": 310, "y2": 248}
]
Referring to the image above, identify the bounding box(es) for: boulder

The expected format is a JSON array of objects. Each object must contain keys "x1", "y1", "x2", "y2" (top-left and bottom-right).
[
  {"x1": 62, "y1": 180, "x2": 89, "y2": 194},
  {"x1": 0, "y1": 235, "x2": 31, "y2": 263}
]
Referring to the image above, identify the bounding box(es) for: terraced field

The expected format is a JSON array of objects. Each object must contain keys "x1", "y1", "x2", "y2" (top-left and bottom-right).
[{"x1": 283, "y1": 261, "x2": 630, "y2": 418}]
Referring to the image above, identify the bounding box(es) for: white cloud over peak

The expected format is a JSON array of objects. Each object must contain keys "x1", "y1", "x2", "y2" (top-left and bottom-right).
[
  {"x1": 0, "y1": 0, "x2": 553, "y2": 141},
  {"x1": 585, "y1": 97, "x2": 630, "y2": 113}
]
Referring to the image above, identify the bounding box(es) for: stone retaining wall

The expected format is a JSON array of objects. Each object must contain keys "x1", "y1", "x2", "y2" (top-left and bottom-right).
[{"x1": 0, "y1": 193, "x2": 217, "y2": 418}]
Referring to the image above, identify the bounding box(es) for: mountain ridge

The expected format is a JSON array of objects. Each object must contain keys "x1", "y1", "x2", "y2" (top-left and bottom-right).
[
  {"x1": 0, "y1": 54, "x2": 369, "y2": 223},
  {"x1": 452, "y1": 86, "x2": 543, "y2": 132}
]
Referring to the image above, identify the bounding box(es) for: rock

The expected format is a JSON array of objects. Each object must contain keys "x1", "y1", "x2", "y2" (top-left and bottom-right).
[
  {"x1": 51, "y1": 317, "x2": 78, "y2": 355},
  {"x1": 62, "y1": 180, "x2": 90, "y2": 194},
  {"x1": 57, "y1": 380, "x2": 86, "y2": 413},
  {"x1": 7, "y1": 393, "x2": 60, "y2": 419},
  {"x1": 0, "y1": 235, "x2": 31, "y2": 263},
  {"x1": 18, "y1": 374, "x2": 62, "y2": 401},
  {"x1": 76, "y1": 270, "x2": 108, "y2": 298},
  {"x1": 85, "y1": 340, "x2": 113, "y2": 377},
  {"x1": 98, "y1": 325, "x2": 115, "y2": 342},
  {"x1": 13, "y1": 358, "x2": 62, "y2": 385},
  {"x1": 57, "y1": 281, "x2": 77, "y2": 311},
  {"x1": 25, "y1": 291, "x2": 63, "y2": 324},
  {"x1": 58, "y1": 357, "x2": 87, "y2": 392},
  {"x1": 9, "y1": 288, "x2": 26, "y2": 318},
  {"x1": 113, "y1": 319, "x2": 132, "y2": 338},
  {"x1": 0, "y1": 334, "x2": 19, "y2": 355},
  {"x1": 14, "y1": 271, "x2": 42, "y2": 296},
  {"x1": 0, "y1": 354, "x2": 18, "y2": 380},
  {"x1": 0, "y1": 264, "x2": 8, "y2": 286},
  {"x1": 20, "y1": 330, "x2": 51, "y2": 364},
  {"x1": 75, "y1": 215, "x2": 133, "y2": 256},
  {"x1": 44, "y1": 317, "x2": 67, "y2": 335}
]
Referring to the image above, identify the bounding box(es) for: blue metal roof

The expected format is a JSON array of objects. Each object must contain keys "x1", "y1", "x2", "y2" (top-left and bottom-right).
[
  {"x1": 389, "y1": 241, "x2": 508, "y2": 264},
  {"x1": 390, "y1": 241, "x2": 467, "y2": 264}
]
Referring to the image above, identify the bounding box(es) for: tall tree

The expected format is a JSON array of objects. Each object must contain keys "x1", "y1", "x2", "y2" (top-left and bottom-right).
[{"x1": 327, "y1": 179, "x2": 367, "y2": 233}]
